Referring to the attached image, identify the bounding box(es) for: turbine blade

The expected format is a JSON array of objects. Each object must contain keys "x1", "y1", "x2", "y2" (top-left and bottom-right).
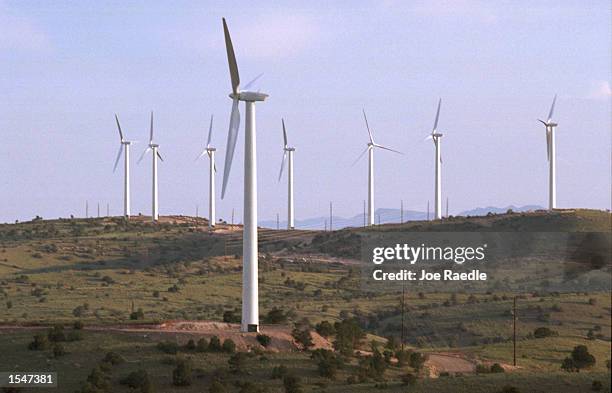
[
  {"x1": 157, "y1": 150, "x2": 164, "y2": 162},
  {"x1": 423, "y1": 135, "x2": 433, "y2": 141},
  {"x1": 222, "y1": 18, "x2": 240, "y2": 95},
  {"x1": 149, "y1": 111, "x2": 154, "y2": 143},
  {"x1": 351, "y1": 146, "x2": 369, "y2": 167},
  {"x1": 221, "y1": 98, "x2": 241, "y2": 198},
  {"x1": 243, "y1": 73, "x2": 264, "y2": 91},
  {"x1": 547, "y1": 94, "x2": 557, "y2": 122},
  {"x1": 278, "y1": 151, "x2": 287, "y2": 182},
  {"x1": 433, "y1": 98, "x2": 441, "y2": 132},
  {"x1": 206, "y1": 114, "x2": 214, "y2": 147},
  {"x1": 363, "y1": 109, "x2": 374, "y2": 144},
  {"x1": 114, "y1": 114, "x2": 124, "y2": 142},
  {"x1": 374, "y1": 144, "x2": 403, "y2": 154},
  {"x1": 214, "y1": 163, "x2": 217, "y2": 173},
  {"x1": 282, "y1": 118, "x2": 288, "y2": 147},
  {"x1": 112, "y1": 144, "x2": 124, "y2": 172},
  {"x1": 538, "y1": 119, "x2": 548, "y2": 126},
  {"x1": 137, "y1": 147, "x2": 151, "y2": 164},
  {"x1": 195, "y1": 150, "x2": 207, "y2": 161}
]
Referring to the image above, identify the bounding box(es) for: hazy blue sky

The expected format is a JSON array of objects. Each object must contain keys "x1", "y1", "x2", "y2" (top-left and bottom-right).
[{"x1": 1, "y1": 0, "x2": 610, "y2": 223}]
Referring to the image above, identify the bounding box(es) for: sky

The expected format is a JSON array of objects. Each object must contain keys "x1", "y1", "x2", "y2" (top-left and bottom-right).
[{"x1": 0, "y1": 0, "x2": 610, "y2": 224}]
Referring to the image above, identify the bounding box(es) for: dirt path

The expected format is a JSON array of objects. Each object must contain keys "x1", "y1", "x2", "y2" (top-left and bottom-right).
[{"x1": 426, "y1": 353, "x2": 476, "y2": 376}]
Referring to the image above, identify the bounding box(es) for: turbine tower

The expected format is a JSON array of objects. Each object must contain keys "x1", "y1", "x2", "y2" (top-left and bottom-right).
[
  {"x1": 112, "y1": 114, "x2": 133, "y2": 218},
  {"x1": 352, "y1": 109, "x2": 402, "y2": 226},
  {"x1": 197, "y1": 115, "x2": 217, "y2": 228},
  {"x1": 425, "y1": 99, "x2": 443, "y2": 220},
  {"x1": 538, "y1": 95, "x2": 558, "y2": 210},
  {"x1": 220, "y1": 18, "x2": 268, "y2": 333},
  {"x1": 278, "y1": 119, "x2": 295, "y2": 230},
  {"x1": 138, "y1": 112, "x2": 164, "y2": 222}
]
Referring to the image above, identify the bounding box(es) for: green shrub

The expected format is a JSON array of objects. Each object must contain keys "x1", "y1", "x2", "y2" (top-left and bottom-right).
[
  {"x1": 283, "y1": 375, "x2": 302, "y2": 393},
  {"x1": 157, "y1": 341, "x2": 179, "y2": 354},
  {"x1": 53, "y1": 343, "x2": 66, "y2": 358},
  {"x1": 185, "y1": 339, "x2": 196, "y2": 351},
  {"x1": 315, "y1": 321, "x2": 335, "y2": 337},
  {"x1": 228, "y1": 352, "x2": 248, "y2": 373},
  {"x1": 222, "y1": 339, "x2": 236, "y2": 353},
  {"x1": 172, "y1": 357, "x2": 193, "y2": 386},
  {"x1": 120, "y1": 369, "x2": 153, "y2": 392},
  {"x1": 103, "y1": 351, "x2": 125, "y2": 365},
  {"x1": 291, "y1": 328, "x2": 313, "y2": 350},
  {"x1": 209, "y1": 380, "x2": 228, "y2": 393},
  {"x1": 533, "y1": 327, "x2": 558, "y2": 338},
  {"x1": 209, "y1": 336, "x2": 222, "y2": 352},
  {"x1": 401, "y1": 373, "x2": 417, "y2": 385},
  {"x1": 592, "y1": 380, "x2": 603, "y2": 391},
  {"x1": 28, "y1": 334, "x2": 49, "y2": 350},
  {"x1": 256, "y1": 334, "x2": 272, "y2": 347},
  {"x1": 196, "y1": 338, "x2": 209, "y2": 352},
  {"x1": 490, "y1": 363, "x2": 505, "y2": 373},
  {"x1": 48, "y1": 324, "x2": 66, "y2": 342},
  {"x1": 271, "y1": 365, "x2": 288, "y2": 379},
  {"x1": 311, "y1": 349, "x2": 343, "y2": 379}
]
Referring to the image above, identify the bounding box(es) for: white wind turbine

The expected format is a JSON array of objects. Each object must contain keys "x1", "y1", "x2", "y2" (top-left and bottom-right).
[
  {"x1": 138, "y1": 112, "x2": 164, "y2": 222},
  {"x1": 278, "y1": 119, "x2": 295, "y2": 230},
  {"x1": 220, "y1": 18, "x2": 268, "y2": 333},
  {"x1": 538, "y1": 95, "x2": 558, "y2": 210},
  {"x1": 112, "y1": 114, "x2": 133, "y2": 218},
  {"x1": 196, "y1": 115, "x2": 217, "y2": 228},
  {"x1": 425, "y1": 99, "x2": 443, "y2": 220},
  {"x1": 353, "y1": 109, "x2": 402, "y2": 226}
]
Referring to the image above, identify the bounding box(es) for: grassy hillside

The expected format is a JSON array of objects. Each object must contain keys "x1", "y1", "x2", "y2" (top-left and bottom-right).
[{"x1": 0, "y1": 210, "x2": 610, "y2": 392}]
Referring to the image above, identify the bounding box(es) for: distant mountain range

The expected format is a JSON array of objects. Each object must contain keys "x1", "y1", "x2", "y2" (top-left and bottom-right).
[{"x1": 259, "y1": 205, "x2": 544, "y2": 230}]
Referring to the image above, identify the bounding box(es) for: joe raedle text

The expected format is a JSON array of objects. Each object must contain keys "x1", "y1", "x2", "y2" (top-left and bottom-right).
[{"x1": 370, "y1": 243, "x2": 488, "y2": 282}]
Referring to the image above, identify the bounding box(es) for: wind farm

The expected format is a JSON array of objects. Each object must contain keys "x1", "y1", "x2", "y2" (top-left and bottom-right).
[{"x1": 0, "y1": 4, "x2": 610, "y2": 393}]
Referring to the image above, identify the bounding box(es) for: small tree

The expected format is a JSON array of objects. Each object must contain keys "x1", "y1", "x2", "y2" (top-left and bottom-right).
[
  {"x1": 562, "y1": 345, "x2": 596, "y2": 372},
  {"x1": 185, "y1": 339, "x2": 196, "y2": 351},
  {"x1": 283, "y1": 375, "x2": 302, "y2": 393},
  {"x1": 292, "y1": 328, "x2": 314, "y2": 350},
  {"x1": 48, "y1": 324, "x2": 66, "y2": 342},
  {"x1": 196, "y1": 338, "x2": 209, "y2": 352},
  {"x1": 209, "y1": 380, "x2": 228, "y2": 393},
  {"x1": 409, "y1": 352, "x2": 427, "y2": 372},
  {"x1": 28, "y1": 334, "x2": 49, "y2": 350},
  {"x1": 401, "y1": 373, "x2": 417, "y2": 386},
  {"x1": 53, "y1": 343, "x2": 66, "y2": 358},
  {"x1": 228, "y1": 352, "x2": 248, "y2": 373},
  {"x1": 172, "y1": 357, "x2": 193, "y2": 386},
  {"x1": 222, "y1": 339, "x2": 236, "y2": 353},
  {"x1": 209, "y1": 336, "x2": 222, "y2": 352},
  {"x1": 315, "y1": 321, "x2": 335, "y2": 337}
]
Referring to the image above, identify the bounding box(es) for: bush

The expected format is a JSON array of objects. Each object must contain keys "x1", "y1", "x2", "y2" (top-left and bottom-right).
[
  {"x1": 209, "y1": 380, "x2": 228, "y2": 393},
  {"x1": 409, "y1": 352, "x2": 427, "y2": 372},
  {"x1": 333, "y1": 318, "x2": 364, "y2": 356},
  {"x1": 562, "y1": 345, "x2": 596, "y2": 372},
  {"x1": 120, "y1": 369, "x2": 153, "y2": 392},
  {"x1": 157, "y1": 341, "x2": 179, "y2": 354},
  {"x1": 48, "y1": 324, "x2": 66, "y2": 342},
  {"x1": 196, "y1": 338, "x2": 209, "y2": 352},
  {"x1": 271, "y1": 365, "x2": 288, "y2": 379},
  {"x1": 172, "y1": 358, "x2": 193, "y2": 386},
  {"x1": 283, "y1": 375, "x2": 302, "y2": 393},
  {"x1": 103, "y1": 351, "x2": 125, "y2": 365},
  {"x1": 315, "y1": 321, "x2": 335, "y2": 337},
  {"x1": 209, "y1": 336, "x2": 222, "y2": 352},
  {"x1": 73, "y1": 320, "x2": 84, "y2": 330},
  {"x1": 130, "y1": 308, "x2": 145, "y2": 320},
  {"x1": 490, "y1": 363, "x2": 505, "y2": 373},
  {"x1": 185, "y1": 339, "x2": 196, "y2": 351},
  {"x1": 311, "y1": 349, "x2": 343, "y2": 379},
  {"x1": 292, "y1": 328, "x2": 314, "y2": 350},
  {"x1": 228, "y1": 352, "x2": 248, "y2": 373},
  {"x1": 256, "y1": 334, "x2": 272, "y2": 347},
  {"x1": 499, "y1": 386, "x2": 520, "y2": 393},
  {"x1": 592, "y1": 380, "x2": 603, "y2": 391},
  {"x1": 401, "y1": 373, "x2": 417, "y2": 386},
  {"x1": 264, "y1": 307, "x2": 288, "y2": 324},
  {"x1": 222, "y1": 339, "x2": 236, "y2": 353},
  {"x1": 53, "y1": 343, "x2": 66, "y2": 358},
  {"x1": 223, "y1": 310, "x2": 240, "y2": 323},
  {"x1": 533, "y1": 327, "x2": 558, "y2": 338},
  {"x1": 67, "y1": 330, "x2": 83, "y2": 342},
  {"x1": 28, "y1": 334, "x2": 49, "y2": 350},
  {"x1": 86, "y1": 366, "x2": 110, "y2": 392}
]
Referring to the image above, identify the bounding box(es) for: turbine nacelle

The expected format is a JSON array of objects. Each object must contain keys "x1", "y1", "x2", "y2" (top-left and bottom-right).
[{"x1": 229, "y1": 91, "x2": 268, "y2": 102}]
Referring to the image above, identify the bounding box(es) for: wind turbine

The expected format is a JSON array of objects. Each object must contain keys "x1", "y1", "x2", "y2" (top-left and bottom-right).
[
  {"x1": 196, "y1": 115, "x2": 217, "y2": 228},
  {"x1": 278, "y1": 119, "x2": 295, "y2": 230},
  {"x1": 538, "y1": 95, "x2": 558, "y2": 210},
  {"x1": 220, "y1": 18, "x2": 268, "y2": 333},
  {"x1": 112, "y1": 114, "x2": 133, "y2": 218},
  {"x1": 425, "y1": 99, "x2": 443, "y2": 220},
  {"x1": 352, "y1": 109, "x2": 402, "y2": 226},
  {"x1": 138, "y1": 112, "x2": 164, "y2": 222}
]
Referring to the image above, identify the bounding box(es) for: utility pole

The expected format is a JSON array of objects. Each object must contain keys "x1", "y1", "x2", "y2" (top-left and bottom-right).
[
  {"x1": 400, "y1": 200, "x2": 404, "y2": 224},
  {"x1": 97, "y1": 203, "x2": 100, "y2": 218},
  {"x1": 231, "y1": 208, "x2": 235, "y2": 227},
  {"x1": 426, "y1": 201, "x2": 430, "y2": 221},
  {"x1": 324, "y1": 219, "x2": 327, "y2": 232},
  {"x1": 513, "y1": 296, "x2": 517, "y2": 366},
  {"x1": 329, "y1": 202, "x2": 333, "y2": 231},
  {"x1": 401, "y1": 282, "x2": 405, "y2": 352},
  {"x1": 86, "y1": 201, "x2": 89, "y2": 218},
  {"x1": 276, "y1": 213, "x2": 279, "y2": 230},
  {"x1": 196, "y1": 205, "x2": 199, "y2": 218},
  {"x1": 377, "y1": 213, "x2": 381, "y2": 225}
]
